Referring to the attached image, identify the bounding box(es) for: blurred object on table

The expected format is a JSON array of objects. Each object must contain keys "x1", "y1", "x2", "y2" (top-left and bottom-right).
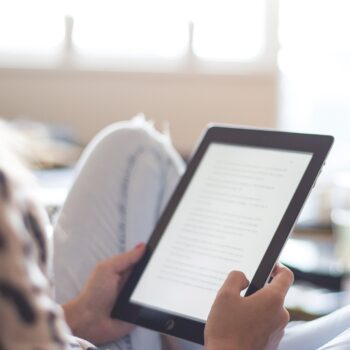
[
  {"x1": 330, "y1": 171, "x2": 350, "y2": 271},
  {"x1": 0, "y1": 118, "x2": 82, "y2": 169},
  {"x1": 34, "y1": 167, "x2": 75, "y2": 221},
  {"x1": 330, "y1": 171, "x2": 350, "y2": 212},
  {"x1": 332, "y1": 210, "x2": 350, "y2": 270},
  {"x1": 297, "y1": 171, "x2": 350, "y2": 229},
  {"x1": 296, "y1": 184, "x2": 333, "y2": 229},
  {"x1": 281, "y1": 231, "x2": 342, "y2": 278},
  {"x1": 281, "y1": 226, "x2": 350, "y2": 321}
]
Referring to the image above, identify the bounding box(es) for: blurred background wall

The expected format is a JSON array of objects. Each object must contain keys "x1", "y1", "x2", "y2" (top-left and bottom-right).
[
  {"x1": 0, "y1": 70, "x2": 276, "y2": 154},
  {"x1": 0, "y1": 0, "x2": 279, "y2": 155}
]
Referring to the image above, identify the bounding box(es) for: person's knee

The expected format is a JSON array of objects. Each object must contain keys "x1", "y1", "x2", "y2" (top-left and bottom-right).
[
  {"x1": 77, "y1": 118, "x2": 184, "y2": 190},
  {"x1": 88, "y1": 119, "x2": 168, "y2": 158}
]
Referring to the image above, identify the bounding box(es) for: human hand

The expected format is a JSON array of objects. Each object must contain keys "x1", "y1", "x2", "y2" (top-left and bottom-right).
[
  {"x1": 63, "y1": 244, "x2": 145, "y2": 345},
  {"x1": 204, "y1": 264, "x2": 293, "y2": 350}
]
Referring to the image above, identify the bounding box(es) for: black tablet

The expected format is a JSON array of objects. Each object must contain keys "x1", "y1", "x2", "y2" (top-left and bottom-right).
[{"x1": 111, "y1": 125, "x2": 333, "y2": 344}]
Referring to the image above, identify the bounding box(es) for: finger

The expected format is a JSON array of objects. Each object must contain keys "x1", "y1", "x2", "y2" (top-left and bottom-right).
[
  {"x1": 221, "y1": 271, "x2": 249, "y2": 295},
  {"x1": 266, "y1": 265, "x2": 294, "y2": 296},
  {"x1": 270, "y1": 262, "x2": 285, "y2": 278},
  {"x1": 109, "y1": 243, "x2": 146, "y2": 273},
  {"x1": 118, "y1": 267, "x2": 133, "y2": 290}
]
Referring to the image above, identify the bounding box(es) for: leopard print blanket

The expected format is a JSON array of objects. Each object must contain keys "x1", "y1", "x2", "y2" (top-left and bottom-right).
[{"x1": 0, "y1": 150, "x2": 96, "y2": 350}]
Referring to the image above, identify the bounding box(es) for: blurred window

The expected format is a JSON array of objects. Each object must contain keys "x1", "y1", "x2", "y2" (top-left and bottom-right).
[
  {"x1": 0, "y1": 0, "x2": 272, "y2": 71},
  {"x1": 278, "y1": 0, "x2": 350, "y2": 172},
  {"x1": 0, "y1": 1, "x2": 65, "y2": 67}
]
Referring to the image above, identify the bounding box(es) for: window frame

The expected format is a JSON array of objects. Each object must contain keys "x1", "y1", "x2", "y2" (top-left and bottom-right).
[{"x1": 0, "y1": 0, "x2": 278, "y2": 75}]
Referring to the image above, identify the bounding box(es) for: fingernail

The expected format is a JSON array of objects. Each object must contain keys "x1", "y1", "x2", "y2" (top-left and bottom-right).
[{"x1": 134, "y1": 243, "x2": 145, "y2": 250}]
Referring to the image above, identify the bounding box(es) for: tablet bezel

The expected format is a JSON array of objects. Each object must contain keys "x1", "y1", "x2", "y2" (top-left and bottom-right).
[{"x1": 111, "y1": 125, "x2": 333, "y2": 344}]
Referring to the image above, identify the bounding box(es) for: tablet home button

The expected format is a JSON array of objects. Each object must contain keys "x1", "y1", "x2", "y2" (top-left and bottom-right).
[{"x1": 165, "y1": 319, "x2": 175, "y2": 330}]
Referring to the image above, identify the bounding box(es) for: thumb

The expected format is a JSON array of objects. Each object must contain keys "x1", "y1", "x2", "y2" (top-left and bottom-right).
[
  {"x1": 109, "y1": 243, "x2": 146, "y2": 273},
  {"x1": 221, "y1": 271, "x2": 249, "y2": 295}
]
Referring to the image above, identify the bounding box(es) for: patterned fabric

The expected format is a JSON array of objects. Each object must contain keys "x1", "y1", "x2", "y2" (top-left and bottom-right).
[{"x1": 0, "y1": 152, "x2": 97, "y2": 350}]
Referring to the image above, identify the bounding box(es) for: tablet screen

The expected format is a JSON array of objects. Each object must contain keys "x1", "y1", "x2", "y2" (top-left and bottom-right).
[{"x1": 130, "y1": 143, "x2": 312, "y2": 322}]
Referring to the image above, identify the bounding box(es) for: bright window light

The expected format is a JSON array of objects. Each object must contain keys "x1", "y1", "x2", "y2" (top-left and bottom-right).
[
  {"x1": 74, "y1": 19, "x2": 188, "y2": 58},
  {"x1": 192, "y1": 0, "x2": 265, "y2": 61},
  {"x1": 0, "y1": 0, "x2": 269, "y2": 67},
  {"x1": 68, "y1": 0, "x2": 188, "y2": 58},
  {"x1": 279, "y1": 0, "x2": 350, "y2": 171},
  {"x1": 0, "y1": 0, "x2": 64, "y2": 52}
]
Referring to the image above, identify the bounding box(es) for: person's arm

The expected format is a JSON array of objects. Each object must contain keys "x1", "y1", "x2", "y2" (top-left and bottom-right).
[
  {"x1": 63, "y1": 243, "x2": 146, "y2": 345},
  {"x1": 205, "y1": 265, "x2": 294, "y2": 350}
]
